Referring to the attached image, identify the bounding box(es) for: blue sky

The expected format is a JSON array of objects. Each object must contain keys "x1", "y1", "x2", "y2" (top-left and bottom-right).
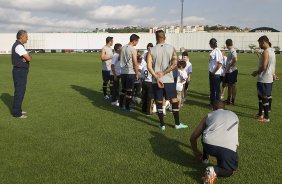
[{"x1": 0, "y1": 0, "x2": 280, "y2": 32}]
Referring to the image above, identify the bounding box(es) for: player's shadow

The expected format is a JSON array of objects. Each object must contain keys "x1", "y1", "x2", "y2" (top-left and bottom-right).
[
  {"x1": 71, "y1": 85, "x2": 159, "y2": 127},
  {"x1": 149, "y1": 131, "x2": 206, "y2": 183},
  {"x1": 184, "y1": 90, "x2": 211, "y2": 109},
  {"x1": 0, "y1": 93, "x2": 13, "y2": 114}
]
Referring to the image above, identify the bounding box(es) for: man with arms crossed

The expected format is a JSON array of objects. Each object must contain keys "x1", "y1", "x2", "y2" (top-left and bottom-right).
[
  {"x1": 11, "y1": 30, "x2": 32, "y2": 118},
  {"x1": 147, "y1": 30, "x2": 188, "y2": 130}
]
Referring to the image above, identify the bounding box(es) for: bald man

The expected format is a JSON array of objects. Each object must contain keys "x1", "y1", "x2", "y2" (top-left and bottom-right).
[{"x1": 190, "y1": 101, "x2": 239, "y2": 183}]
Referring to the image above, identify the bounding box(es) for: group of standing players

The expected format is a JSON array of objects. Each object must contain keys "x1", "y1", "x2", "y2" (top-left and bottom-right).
[
  {"x1": 101, "y1": 30, "x2": 191, "y2": 130},
  {"x1": 100, "y1": 31, "x2": 277, "y2": 127}
]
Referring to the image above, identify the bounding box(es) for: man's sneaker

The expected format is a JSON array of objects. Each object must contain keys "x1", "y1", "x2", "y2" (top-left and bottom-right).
[
  {"x1": 104, "y1": 95, "x2": 110, "y2": 100},
  {"x1": 203, "y1": 166, "x2": 217, "y2": 184},
  {"x1": 16, "y1": 115, "x2": 27, "y2": 119},
  {"x1": 258, "y1": 117, "x2": 270, "y2": 122},
  {"x1": 159, "y1": 125, "x2": 165, "y2": 131},
  {"x1": 111, "y1": 100, "x2": 119, "y2": 106},
  {"x1": 175, "y1": 123, "x2": 188, "y2": 129}
]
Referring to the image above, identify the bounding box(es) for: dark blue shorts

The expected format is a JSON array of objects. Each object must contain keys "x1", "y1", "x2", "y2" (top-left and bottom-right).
[
  {"x1": 102, "y1": 70, "x2": 111, "y2": 81},
  {"x1": 257, "y1": 82, "x2": 272, "y2": 97},
  {"x1": 203, "y1": 143, "x2": 238, "y2": 171},
  {"x1": 225, "y1": 70, "x2": 238, "y2": 85},
  {"x1": 120, "y1": 74, "x2": 135, "y2": 91},
  {"x1": 152, "y1": 83, "x2": 177, "y2": 101}
]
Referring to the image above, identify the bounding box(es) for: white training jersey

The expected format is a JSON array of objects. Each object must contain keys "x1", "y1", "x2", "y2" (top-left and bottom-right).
[
  {"x1": 140, "y1": 60, "x2": 152, "y2": 83},
  {"x1": 110, "y1": 53, "x2": 121, "y2": 76},
  {"x1": 176, "y1": 69, "x2": 188, "y2": 92},
  {"x1": 135, "y1": 61, "x2": 145, "y2": 84},
  {"x1": 208, "y1": 48, "x2": 223, "y2": 75},
  {"x1": 221, "y1": 56, "x2": 227, "y2": 76}
]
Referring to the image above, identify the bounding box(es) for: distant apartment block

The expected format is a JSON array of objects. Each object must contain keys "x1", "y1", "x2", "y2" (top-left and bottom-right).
[{"x1": 149, "y1": 25, "x2": 205, "y2": 33}]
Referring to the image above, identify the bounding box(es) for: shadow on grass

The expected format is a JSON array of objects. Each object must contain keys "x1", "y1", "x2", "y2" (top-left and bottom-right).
[
  {"x1": 71, "y1": 85, "x2": 159, "y2": 128},
  {"x1": 149, "y1": 131, "x2": 206, "y2": 183},
  {"x1": 0, "y1": 93, "x2": 13, "y2": 114}
]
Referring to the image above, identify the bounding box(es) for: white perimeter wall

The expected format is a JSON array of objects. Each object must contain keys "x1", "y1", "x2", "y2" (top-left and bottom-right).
[{"x1": 0, "y1": 32, "x2": 281, "y2": 54}]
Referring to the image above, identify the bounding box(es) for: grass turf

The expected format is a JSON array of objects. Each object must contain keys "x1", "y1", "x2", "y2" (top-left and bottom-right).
[{"x1": 0, "y1": 52, "x2": 281, "y2": 184}]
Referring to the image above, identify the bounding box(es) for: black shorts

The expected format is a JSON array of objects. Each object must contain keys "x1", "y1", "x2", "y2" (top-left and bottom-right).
[
  {"x1": 257, "y1": 82, "x2": 272, "y2": 97},
  {"x1": 152, "y1": 83, "x2": 177, "y2": 101},
  {"x1": 120, "y1": 74, "x2": 135, "y2": 91},
  {"x1": 225, "y1": 70, "x2": 238, "y2": 85},
  {"x1": 102, "y1": 71, "x2": 111, "y2": 81},
  {"x1": 203, "y1": 143, "x2": 238, "y2": 171},
  {"x1": 184, "y1": 81, "x2": 190, "y2": 90},
  {"x1": 220, "y1": 76, "x2": 225, "y2": 83}
]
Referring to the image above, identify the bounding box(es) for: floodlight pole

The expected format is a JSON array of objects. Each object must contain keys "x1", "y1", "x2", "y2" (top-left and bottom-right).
[{"x1": 180, "y1": 0, "x2": 184, "y2": 33}]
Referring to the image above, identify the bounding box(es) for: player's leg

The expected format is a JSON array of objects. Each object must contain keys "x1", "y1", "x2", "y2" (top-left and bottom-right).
[{"x1": 153, "y1": 84, "x2": 165, "y2": 129}]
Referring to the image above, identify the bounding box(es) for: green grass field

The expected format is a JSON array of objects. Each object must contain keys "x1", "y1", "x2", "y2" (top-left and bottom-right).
[{"x1": 0, "y1": 52, "x2": 281, "y2": 184}]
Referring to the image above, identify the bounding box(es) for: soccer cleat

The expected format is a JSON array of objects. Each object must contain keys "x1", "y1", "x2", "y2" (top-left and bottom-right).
[
  {"x1": 104, "y1": 95, "x2": 110, "y2": 100},
  {"x1": 203, "y1": 166, "x2": 217, "y2": 184},
  {"x1": 159, "y1": 125, "x2": 165, "y2": 131},
  {"x1": 255, "y1": 114, "x2": 263, "y2": 118},
  {"x1": 16, "y1": 115, "x2": 27, "y2": 119},
  {"x1": 175, "y1": 123, "x2": 188, "y2": 129},
  {"x1": 111, "y1": 100, "x2": 119, "y2": 107},
  {"x1": 22, "y1": 111, "x2": 27, "y2": 115},
  {"x1": 258, "y1": 117, "x2": 270, "y2": 122}
]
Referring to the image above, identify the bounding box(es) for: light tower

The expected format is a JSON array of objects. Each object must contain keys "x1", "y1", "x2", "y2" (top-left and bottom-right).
[{"x1": 180, "y1": 0, "x2": 184, "y2": 33}]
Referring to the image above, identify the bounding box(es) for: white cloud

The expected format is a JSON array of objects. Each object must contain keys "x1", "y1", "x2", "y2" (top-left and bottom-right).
[
  {"x1": 88, "y1": 5, "x2": 155, "y2": 22},
  {"x1": 0, "y1": 0, "x2": 102, "y2": 11}
]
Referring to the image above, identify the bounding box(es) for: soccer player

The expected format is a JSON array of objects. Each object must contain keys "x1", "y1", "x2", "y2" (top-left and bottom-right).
[
  {"x1": 11, "y1": 30, "x2": 32, "y2": 118},
  {"x1": 119, "y1": 34, "x2": 140, "y2": 111},
  {"x1": 133, "y1": 51, "x2": 144, "y2": 103},
  {"x1": 147, "y1": 30, "x2": 188, "y2": 130},
  {"x1": 252, "y1": 35, "x2": 276, "y2": 122},
  {"x1": 208, "y1": 38, "x2": 223, "y2": 106},
  {"x1": 220, "y1": 51, "x2": 227, "y2": 100},
  {"x1": 176, "y1": 60, "x2": 187, "y2": 108},
  {"x1": 110, "y1": 43, "x2": 122, "y2": 106},
  {"x1": 225, "y1": 39, "x2": 238, "y2": 105},
  {"x1": 182, "y1": 51, "x2": 192, "y2": 102},
  {"x1": 101, "y1": 36, "x2": 114, "y2": 99},
  {"x1": 190, "y1": 101, "x2": 239, "y2": 183}
]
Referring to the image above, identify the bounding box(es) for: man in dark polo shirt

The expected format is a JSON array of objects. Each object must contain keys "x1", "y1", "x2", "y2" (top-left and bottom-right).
[{"x1": 11, "y1": 30, "x2": 32, "y2": 118}]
